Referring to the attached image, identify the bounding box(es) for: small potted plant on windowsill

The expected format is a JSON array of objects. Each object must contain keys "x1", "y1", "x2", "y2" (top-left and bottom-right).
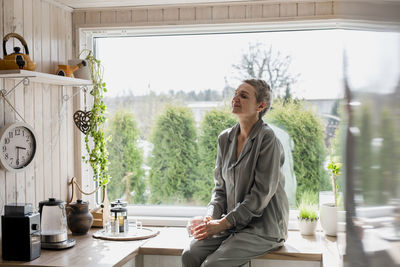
[
  {"x1": 298, "y1": 202, "x2": 319, "y2": 235},
  {"x1": 320, "y1": 157, "x2": 341, "y2": 236}
]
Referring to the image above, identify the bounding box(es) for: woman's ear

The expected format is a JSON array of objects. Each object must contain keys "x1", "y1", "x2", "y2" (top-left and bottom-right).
[{"x1": 257, "y1": 101, "x2": 267, "y2": 112}]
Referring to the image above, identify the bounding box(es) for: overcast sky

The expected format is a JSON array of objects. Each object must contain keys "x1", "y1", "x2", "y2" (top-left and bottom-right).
[{"x1": 96, "y1": 29, "x2": 400, "y2": 99}]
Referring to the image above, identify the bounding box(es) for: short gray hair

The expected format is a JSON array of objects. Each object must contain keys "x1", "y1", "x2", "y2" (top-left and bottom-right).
[{"x1": 243, "y1": 79, "x2": 272, "y2": 119}]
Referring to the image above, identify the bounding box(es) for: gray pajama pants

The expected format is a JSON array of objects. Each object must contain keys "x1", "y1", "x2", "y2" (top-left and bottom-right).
[{"x1": 181, "y1": 232, "x2": 284, "y2": 267}]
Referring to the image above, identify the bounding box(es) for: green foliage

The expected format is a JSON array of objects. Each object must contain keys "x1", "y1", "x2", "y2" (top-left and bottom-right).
[
  {"x1": 106, "y1": 109, "x2": 145, "y2": 203},
  {"x1": 148, "y1": 105, "x2": 199, "y2": 204},
  {"x1": 298, "y1": 204, "x2": 318, "y2": 221},
  {"x1": 195, "y1": 109, "x2": 237, "y2": 204},
  {"x1": 355, "y1": 102, "x2": 378, "y2": 204},
  {"x1": 355, "y1": 104, "x2": 400, "y2": 205},
  {"x1": 327, "y1": 161, "x2": 341, "y2": 176},
  {"x1": 379, "y1": 108, "x2": 399, "y2": 201},
  {"x1": 298, "y1": 190, "x2": 318, "y2": 221},
  {"x1": 327, "y1": 157, "x2": 341, "y2": 206},
  {"x1": 81, "y1": 50, "x2": 110, "y2": 188},
  {"x1": 104, "y1": 89, "x2": 224, "y2": 139},
  {"x1": 266, "y1": 99, "x2": 329, "y2": 203},
  {"x1": 298, "y1": 190, "x2": 318, "y2": 206},
  {"x1": 328, "y1": 105, "x2": 346, "y2": 206}
]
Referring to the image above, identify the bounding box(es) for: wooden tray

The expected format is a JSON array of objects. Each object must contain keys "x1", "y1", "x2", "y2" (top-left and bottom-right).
[{"x1": 93, "y1": 227, "x2": 159, "y2": 241}]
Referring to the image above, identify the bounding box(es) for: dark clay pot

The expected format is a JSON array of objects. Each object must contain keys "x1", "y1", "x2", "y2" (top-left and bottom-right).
[{"x1": 67, "y1": 199, "x2": 93, "y2": 235}]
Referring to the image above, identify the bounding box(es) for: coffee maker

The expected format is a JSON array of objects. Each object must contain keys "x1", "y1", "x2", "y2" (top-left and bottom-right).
[{"x1": 1, "y1": 203, "x2": 41, "y2": 261}]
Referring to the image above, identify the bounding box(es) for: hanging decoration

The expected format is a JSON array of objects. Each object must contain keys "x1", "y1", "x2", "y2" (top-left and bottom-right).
[{"x1": 73, "y1": 87, "x2": 91, "y2": 134}]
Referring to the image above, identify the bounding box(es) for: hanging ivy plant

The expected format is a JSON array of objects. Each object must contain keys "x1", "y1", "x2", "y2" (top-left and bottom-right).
[{"x1": 80, "y1": 49, "x2": 110, "y2": 188}]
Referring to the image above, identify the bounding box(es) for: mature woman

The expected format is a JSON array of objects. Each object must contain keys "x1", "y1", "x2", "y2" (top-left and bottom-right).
[{"x1": 181, "y1": 79, "x2": 289, "y2": 267}]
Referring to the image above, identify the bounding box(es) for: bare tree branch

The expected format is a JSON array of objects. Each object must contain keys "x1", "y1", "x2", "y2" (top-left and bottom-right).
[{"x1": 231, "y1": 43, "x2": 299, "y2": 98}]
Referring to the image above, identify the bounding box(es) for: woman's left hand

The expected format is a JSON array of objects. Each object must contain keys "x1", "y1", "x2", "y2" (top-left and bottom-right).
[{"x1": 192, "y1": 218, "x2": 232, "y2": 240}]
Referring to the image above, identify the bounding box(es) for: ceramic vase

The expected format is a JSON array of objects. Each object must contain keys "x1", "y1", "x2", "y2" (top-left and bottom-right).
[
  {"x1": 298, "y1": 218, "x2": 318, "y2": 235},
  {"x1": 67, "y1": 199, "x2": 93, "y2": 235},
  {"x1": 320, "y1": 203, "x2": 337, "y2": 236}
]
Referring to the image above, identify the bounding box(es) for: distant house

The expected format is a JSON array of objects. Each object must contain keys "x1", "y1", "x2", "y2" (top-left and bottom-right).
[
  {"x1": 186, "y1": 101, "x2": 226, "y2": 126},
  {"x1": 303, "y1": 98, "x2": 338, "y2": 115},
  {"x1": 304, "y1": 99, "x2": 341, "y2": 147}
]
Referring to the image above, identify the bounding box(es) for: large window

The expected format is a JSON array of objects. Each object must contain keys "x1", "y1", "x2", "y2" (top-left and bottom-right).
[{"x1": 93, "y1": 27, "x2": 344, "y2": 211}]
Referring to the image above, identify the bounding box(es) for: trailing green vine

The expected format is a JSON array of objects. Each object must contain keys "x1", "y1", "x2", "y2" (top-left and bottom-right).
[{"x1": 80, "y1": 49, "x2": 110, "y2": 188}]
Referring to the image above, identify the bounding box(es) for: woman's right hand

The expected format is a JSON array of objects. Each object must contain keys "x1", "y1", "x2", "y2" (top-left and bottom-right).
[
  {"x1": 192, "y1": 217, "x2": 231, "y2": 240},
  {"x1": 187, "y1": 216, "x2": 213, "y2": 236}
]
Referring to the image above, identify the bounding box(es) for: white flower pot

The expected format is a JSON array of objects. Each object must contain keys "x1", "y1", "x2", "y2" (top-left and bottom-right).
[
  {"x1": 320, "y1": 203, "x2": 338, "y2": 236},
  {"x1": 298, "y1": 219, "x2": 318, "y2": 235}
]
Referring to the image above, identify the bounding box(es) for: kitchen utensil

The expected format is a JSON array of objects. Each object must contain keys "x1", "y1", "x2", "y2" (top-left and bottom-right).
[
  {"x1": 110, "y1": 200, "x2": 128, "y2": 233},
  {"x1": 1, "y1": 203, "x2": 41, "y2": 261},
  {"x1": 67, "y1": 199, "x2": 93, "y2": 235},
  {"x1": 0, "y1": 33, "x2": 36, "y2": 71},
  {"x1": 56, "y1": 60, "x2": 86, "y2": 77},
  {"x1": 38, "y1": 198, "x2": 75, "y2": 249}
]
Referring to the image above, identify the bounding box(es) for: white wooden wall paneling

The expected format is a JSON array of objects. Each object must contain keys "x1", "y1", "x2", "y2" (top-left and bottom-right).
[
  {"x1": 66, "y1": 12, "x2": 74, "y2": 203},
  {"x1": 24, "y1": 81, "x2": 35, "y2": 205},
  {"x1": 58, "y1": 6, "x2": 70, "y2": 202},
  {"x1": 67, "y1": 86, "x2": 74, "y2": 202},
  {"x1": 73, "y1": 88, "x2": 83, "y2": 200},
  {"x1": 33, "y1": 0, "x2": 42, "y2": 72},
  {"x1": 51, "y1": 87, "x2": 60, "y2": 199},
  {"x1": 42, "y1": 84, "x2": 52, "y2": 199},
  {"x1": 116, "y1": 10, "x2": 132, "y2": 23},
  {"x1": 0, "y1": 1, "x2": 74, "y2": 221},
  {"x1": 4, "y1": 0, "x2": 16, "y2": 205},
  {"x1": 32, "y1": 0, "x2": 44, "y2": 206},
  {"x1": 71, "y1": 1, "x2": 334, "y2": 37},
  {"x1": 13, "y1": 0, "x2": 25, "y2": 204},
  {"x1": 0, "y1": 0, "x2": 4, "y2": 232},
  {"x1": 34, "y1": 81, "x2": 44, "y2": 205},
  {"x1": 23, "y1": 0, "x2": 35, "y2": 206}
]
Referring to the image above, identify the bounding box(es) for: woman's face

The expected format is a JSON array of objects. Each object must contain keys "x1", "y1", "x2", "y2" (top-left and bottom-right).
[{"x1": 232, "y1": 83, "x2": 263, "y2": 119}]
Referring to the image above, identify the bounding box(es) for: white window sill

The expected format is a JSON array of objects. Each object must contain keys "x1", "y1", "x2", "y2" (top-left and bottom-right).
[{"x1": 128, "y1": 205, "x2": 348, "y2": 232}]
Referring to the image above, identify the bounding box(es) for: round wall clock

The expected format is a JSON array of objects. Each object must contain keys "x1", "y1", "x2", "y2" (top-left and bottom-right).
[{"x1": 0, "y1": 122, "x2": 37, "y2": 172}]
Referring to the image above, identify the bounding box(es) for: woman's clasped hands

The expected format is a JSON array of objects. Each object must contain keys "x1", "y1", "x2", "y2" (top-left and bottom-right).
[{"x1": 191, "y1": 216, "x2": 232, "y2": 240}]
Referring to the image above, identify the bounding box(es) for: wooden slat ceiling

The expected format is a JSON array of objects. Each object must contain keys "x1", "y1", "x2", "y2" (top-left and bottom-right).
[{"x1": 51, "y1": 0, "x2": 247, "y2": 9}]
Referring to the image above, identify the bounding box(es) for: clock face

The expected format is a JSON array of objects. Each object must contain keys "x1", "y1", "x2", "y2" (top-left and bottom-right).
[{"x1": 0, "y1": 123, "x2": 36, "y2": 171}]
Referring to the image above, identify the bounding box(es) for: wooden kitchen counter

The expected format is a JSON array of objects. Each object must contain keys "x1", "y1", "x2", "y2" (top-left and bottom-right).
[
  {"x1": 0, "y1": 229, "x2": 147, "y2": 267},
  {"x1": 140, "y1": 228, "x2": 336, "y2": 262},
  {"x1": 0, "y1": 227, "x2": 340, "y2": 267}
]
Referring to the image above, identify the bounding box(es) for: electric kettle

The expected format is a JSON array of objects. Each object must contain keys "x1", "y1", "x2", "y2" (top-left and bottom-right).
[
  {"x1": 0, "y1": 33, "x2": 36, "y2": 71},
  {"x1": 38, "y1": 198, "x2": 75, "y2": 249}
]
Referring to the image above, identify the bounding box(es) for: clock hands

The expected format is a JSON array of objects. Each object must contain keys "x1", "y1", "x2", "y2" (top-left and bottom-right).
[{"x1": 16, "y1": 146, "x2": 26, "y2": 166}]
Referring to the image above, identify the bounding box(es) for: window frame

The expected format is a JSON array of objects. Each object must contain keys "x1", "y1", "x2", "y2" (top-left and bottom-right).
[{"x1": 80, "y1": 18, "x2": 396, "y2": 228}]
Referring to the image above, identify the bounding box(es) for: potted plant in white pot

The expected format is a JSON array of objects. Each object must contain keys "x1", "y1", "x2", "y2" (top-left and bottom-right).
[
  {"x1": 298, "y1": 203, "x2": 319, "y2": 235},
  {"x1": 320, "y1": 157, "x2": 341, "y2": 236},
  {"x1": 298, "y1": 191, "x2": 319, "y2": 235}
]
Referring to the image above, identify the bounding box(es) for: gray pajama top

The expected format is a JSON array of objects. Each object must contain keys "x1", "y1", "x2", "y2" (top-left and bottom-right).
[{"x1": 206, "y1": 119, "x2": 289, "y2": 241}]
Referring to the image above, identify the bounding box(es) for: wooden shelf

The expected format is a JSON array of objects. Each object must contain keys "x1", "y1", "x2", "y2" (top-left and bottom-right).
[{"x1": 0, "y1": 69, "x2": 92, "y2": 86}]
